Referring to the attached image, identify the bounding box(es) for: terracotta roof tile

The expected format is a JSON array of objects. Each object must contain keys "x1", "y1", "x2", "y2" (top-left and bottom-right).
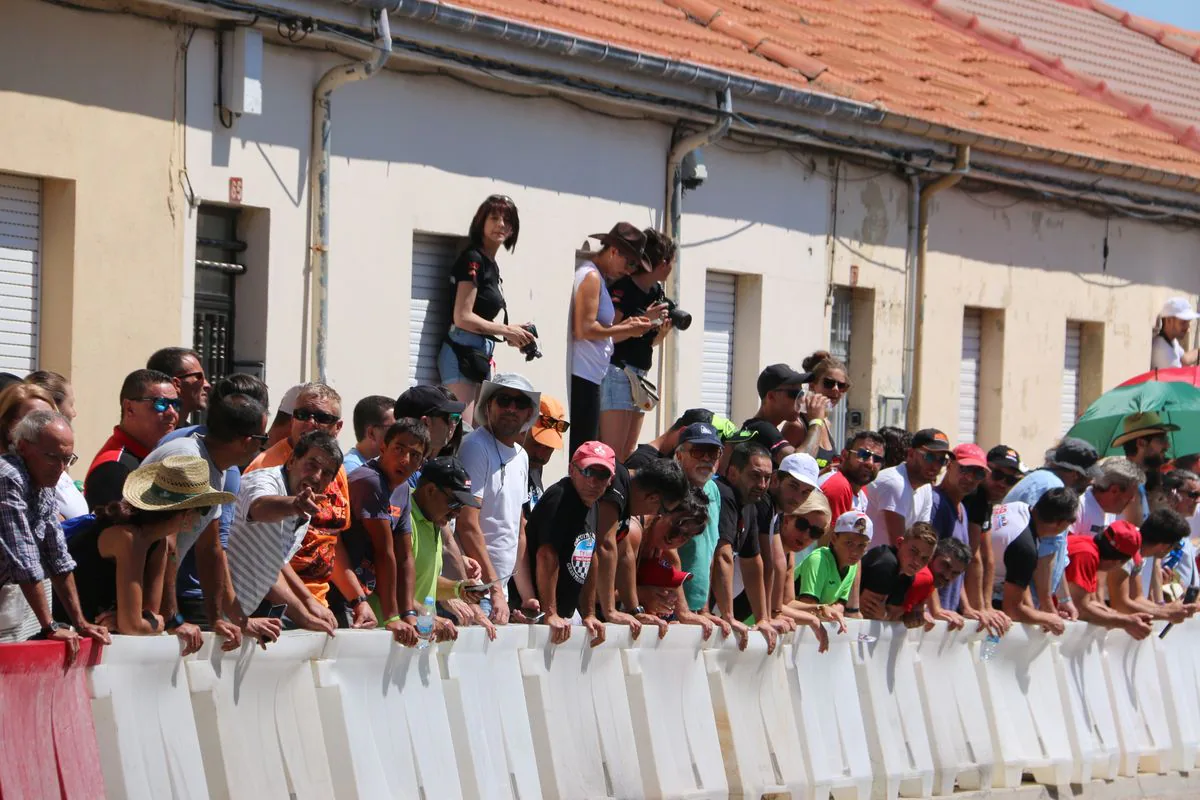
[{"x1": 439, "y1": 0, "x2": 1200, "y2": 179}]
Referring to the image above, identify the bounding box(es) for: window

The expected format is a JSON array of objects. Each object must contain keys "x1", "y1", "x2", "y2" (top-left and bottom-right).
[
  {"x1": 959, "y1": 308, "x2": 982, "y2": 444},
  {"x1": 409, "y1": 234, "x2": 459, "y2": 386},
  {"x1": 194, "y1": 205, "x2": 245, "y2": 383},
  {"x1": 701, "y1": 272, "x2": 737, "y2": 417},
  {"x1": 1062, "y1": 322, "x2": 1082, "y2": 434},
  {"x1": 829, "y1": 286, "x2": 852, "y2": 449},
  {"x1": 0, "y1": 173, "x2": 41, "y2": 374}
]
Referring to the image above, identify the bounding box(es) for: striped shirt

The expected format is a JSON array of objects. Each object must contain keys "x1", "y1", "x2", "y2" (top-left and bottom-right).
[
  {"x1": 227, "y1": 466, "x2": 310, "y2": 615},
  {"x1": 0, "y1": 454, "x2": 75, "y2": 586}
]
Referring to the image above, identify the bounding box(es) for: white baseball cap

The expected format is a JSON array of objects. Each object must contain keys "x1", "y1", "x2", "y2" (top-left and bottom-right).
[
  {"x1": 778, "y1": 453, "x2": 820, "y2": 489},
  {"x1": 834, "y1": 510, "x2": 873, "y2": 538},
  {"x1": 277, "y1": 384, "x2": 305, "y2": 416},
  {"x1": 1160, "y1": 297, "x2": 1199, "y2": 321}
]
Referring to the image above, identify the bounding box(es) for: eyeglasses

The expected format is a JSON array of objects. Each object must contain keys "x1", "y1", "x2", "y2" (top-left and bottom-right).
[
  {"x1": 537, "y1": 414, "x2": 570, "y2": 433},
  {"x1": 851, "y1": 448, "x2": 885, "y2": 464},
  {"x1": 574, "y1": 465, "x2": 613, "y2": 481},
  {"x1": 42, "y1": 451, "x2": 78, "y2": 468},
  {"x1": 175, "y1": 370, "x2": 206, "y2": 382},
  {"x1": 991, "y1": 469, "x2": 1021, "y2": 486},
  {"x1": 138, "y1": 397, "x2": 182, "y2": 414},
  {"x1": 293, "y1": 408, "x2": 340, "y2": 425},
  {"x1": 493, "y1": 393, "x2": 533, "y2": 411},
  {"x1": 683, "y1": 445, "x2": 721, "y2": 462},
  {"x1": 822, "y1": 377, "x2": 849, "y2": 392},
  {"x1": 248, "y1": 433, "x2": 270, "y2": 443},
  {"x1": 920, "y1": 450, "x2": 950, "y2": 466}
]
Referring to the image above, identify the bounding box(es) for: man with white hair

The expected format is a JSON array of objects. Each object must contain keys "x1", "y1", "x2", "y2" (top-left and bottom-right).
[
  {"x1": 1151, "y1": 297, "x2": 1199, "y2": 369},
  {"x1": 456, "y1": 373, "x2": 539, "y2": 625},
  {"x1": 0, "y1": 411, "x2": 110, "y2": 661}
]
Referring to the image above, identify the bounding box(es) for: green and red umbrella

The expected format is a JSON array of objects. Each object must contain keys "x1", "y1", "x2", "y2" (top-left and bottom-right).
[
  {"x1": 1066, "y1": 381, "x2": 1200, "y2": 458},
  {"x1": 1120, "y1": 366, "x2": 1200, "y2": 388}
]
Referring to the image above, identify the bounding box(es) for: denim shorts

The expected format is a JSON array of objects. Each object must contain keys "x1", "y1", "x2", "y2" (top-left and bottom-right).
[
  {"x1": 600, "y1": 363, "x2": 646, "y2": 412},
  {"x1": 437, "y1": 327, "x2": 495, "y2": 384}
]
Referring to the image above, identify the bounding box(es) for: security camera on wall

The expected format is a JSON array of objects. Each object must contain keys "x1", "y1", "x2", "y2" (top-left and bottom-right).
[{"x1": 681, "y1": 149, "x2": 708, "y2": 191}]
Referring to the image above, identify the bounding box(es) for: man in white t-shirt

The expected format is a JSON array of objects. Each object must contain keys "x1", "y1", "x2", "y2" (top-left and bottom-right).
[
  {"x1": 865, "y1": 428, "x2": 946, "y2": 547},
  {"x1": 1071, "y1": 458, "x2": 1143, "y2": 537},
  {"x1": 457, "y1": 373, "x2": 538, "y2": 625},
  {"x1": 1151, "y1": 297, "x2": 1199, "y2": 369}
]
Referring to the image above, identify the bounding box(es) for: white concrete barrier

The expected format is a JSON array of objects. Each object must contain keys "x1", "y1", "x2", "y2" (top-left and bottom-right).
[
  {"x1": 786, "y1": 622, "x2": 872, "y2": 800},
  {"x1": 440, "y1": 625, "x2": 540, "y2": 800},
  {"x1": 186, "y1": 631, "x2": 334, "y2": 800},
  {"x1": 312, "y1": 629, "x2": 463, "y2": 800},
  {"x1": 1104, "y1": 625, "x2": 1172, "y2": 776},
  {"x1": 1053, "y1": 623, "x2": 1120, "y2": 783},
  {"x1": 1156, "y1": 619, "x2": 1200, "y2": 771},
  {"x1": 914, "y1": 624, "x2": 994, "y2": 794},
  {"x1": 520, "y1": 625, "x2": 643, "y2": 800},
  {"x1": 975, "y1": 624, "x2": 1073, "y2": 787},
  {"x1": 625, "y1": 624, "x2": 727, "y2": 800},
  {"x1": 88, "y1": 635, "x2": 209, "y2": 800}
]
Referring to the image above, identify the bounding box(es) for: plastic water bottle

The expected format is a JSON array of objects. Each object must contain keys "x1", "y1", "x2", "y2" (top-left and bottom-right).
[
  {"x1": 979, "y1": 633, "x2": 1001, "y2": 662},
  {"x1": 479, "y1": 595, "x2": 493, "y2": 620},
  {"x1": 416, "y1": 596, "x2": 435, "y2": 649}
]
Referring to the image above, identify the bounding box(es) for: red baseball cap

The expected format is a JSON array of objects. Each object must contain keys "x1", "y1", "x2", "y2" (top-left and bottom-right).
[
  {"x1": 1102, "y1": 520, "x2": 1142, "y2": 560},
  {"x1": 952, "y1": 443, "x2": 990, "y2": 471},
  {"x1": 572, "y1": 440, "x2": 616, "y2": 472},
  {"x1": 636, "y1": 558, "x2": 692, "y2": 588}
]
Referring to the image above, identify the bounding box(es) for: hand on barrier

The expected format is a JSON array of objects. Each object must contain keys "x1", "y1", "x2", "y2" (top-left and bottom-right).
[
  {"x1": 175, "y1": 622, "x2": 204, "y2": 655},
  {"x1": 725, "y1": 617, "x2": 749, "y2": 651},
  {"x1": 491, "y1": 591, "x2": 511, "y2": 625},
  {"x1": 860, "y1": 590, "x2": 886, "y2": 620},
  {"x1": 1042, "y1": 616, "x2": 1066, "y2": 636},
  {"x1": 546, "y1": 613, "x2": 571, "y2": 644},
  {"x1": 1058, "y1": 601, "x2": 1079, "y2": 621},
  {"x1": 48, "y1": 624, "x2": 81, "y2": 667},
  {"x1": 1122, "y1": 613, "x2": 1154, "y2": 640},
  {"x1": 604, "y1": 609, "x2": 642, "y2": 638},
  {"x1": 243, "y1": 616, "x2": 282, "y2": 649},
  {"x1": 387, "y1": 617, "x2": 418, "y2": 647},
  {"x1": 510, "y1": 599, "x2": 543, "y2": 624},
  {"x1": 350, "y1": 600, "x2": 377, "y2": 629},
  {"x1": 78, "y1": 619, "x2": 112, "y2": 646},
  {"x1": 677, "y1": 609, "x2": 715, "y2": 639},
  {"x1": 752, "y1": 620, "x2": 777, "y2": 654},
  {"x1": 472, "y1": 604, "x2": 498, "y2": 639},
  {"x1": 296, "y1": 602, "x2": 337, "y2": 636},
  {"x1": 442, "y1": 597, "x2": 474, "y2": 625},
  {"x1": 702, "y1": 611, "x2": 732, "y2": 639},
  {"x1": 433, "y1": 616, "x2": 458, "y2": 642},
  {"x1": 966, "y1": 607, "x2": 1011, "y2": 637},
  {"x1": 211, "y1": 618, "x2": 244, "y2": 651},
  {"x1": 582, "y1": 615, "x2": 606, "y2": 647},
  {"x1": 804, "y1": 617, "x2": 830, "y2": 652},
  {"x1": 635, "y1": 612, "x2": 670, "y2": 639},
  {"x1": 818, "y1": 603, "x2": 848, "y2": 634},
  {"x1": 933, "y1": 608, "x2": 965, "y2": 631},
  {"x1": 770, "y1": 615, "x2": 797, "y2": 634}
]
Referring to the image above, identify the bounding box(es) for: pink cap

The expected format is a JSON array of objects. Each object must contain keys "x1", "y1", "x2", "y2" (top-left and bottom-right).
[
  {"x1": 572, "y1": 441, "x2": 616, "y2": 472},
  {"x1": 953, "y1": 443, "x2": 989, "y2": 471}
]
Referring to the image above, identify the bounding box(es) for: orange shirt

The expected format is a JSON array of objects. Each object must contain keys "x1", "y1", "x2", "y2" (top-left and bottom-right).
[{"x1": 245, "y1": 440, "x2": 349, "y2": 605}]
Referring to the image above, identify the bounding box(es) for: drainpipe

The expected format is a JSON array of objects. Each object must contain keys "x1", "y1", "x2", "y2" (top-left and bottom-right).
[
  {"x1": 660, "y1": 89, "x2": 733, "y2": 429},
  {"x1": 308, "y1": 10, "x2": 392, "y2": 382},
  {"x1": 902, "y1": 145, "x2": 970, "y2": 425}
]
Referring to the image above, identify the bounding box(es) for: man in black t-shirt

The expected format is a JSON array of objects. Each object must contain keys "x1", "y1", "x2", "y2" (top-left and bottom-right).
[
  {"x1": 962, "y1": 445, "x2": 1022, "y2": 628},
  {"x1": 532, "y1": 442, "x2": 616, "y2": 645},
  {"x1": 739, "y1": 364, "x2": 811, "y2": 467},
  {"x1": 990, "y1": 488, "x2": 1077, "y2": 636},
  {"x1": 708, "y1": 441, "x2": 779, "y2": 653}
]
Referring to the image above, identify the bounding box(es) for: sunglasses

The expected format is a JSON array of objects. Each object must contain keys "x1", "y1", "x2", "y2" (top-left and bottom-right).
[
  {"x1": 139, "y1": 397, "x2": 182, "y2": 414},
  {"x1": 493, "y1": 393, "x2": 533, "y2": 411},
  {"x1": 920, "y1": 450, "x2": 950, "y2": 466},
  {"x1": 822, "y1": 377, "x2": 849, "y2": 392},
  {"x1": 442, "y1": 488, "x2": 465, "y2": 511},
  {"x1": 778, "y1": 388, "x2": 803, "y2": 399},
  {"x1": 175, "y1": 370, "x2": 206, "y2": 382},
  {"x1": 991, "y1": 469, "x2": 1021, "y2": 486},
  {"x1": 293, "y1": 408, "x2": 340, "y2": 425},
  {"x1": 537, "y1": 414, "x2": 570, "y2": 433},
  {"x1": 436, "y1": 412, "x2": 463, "y2": 427},
  {"x1": 961, "y1": 466, "x2": 988, "y2": 481},
  {"x1": 1185, "y1": 490, "x2": 1200, "y2": 500},
  {"x1": 575, "y1": 465, "x2": 613, "y2": 481},
  {"x1": 851, "y1": 448, "x2": 885, "y2": 464}
]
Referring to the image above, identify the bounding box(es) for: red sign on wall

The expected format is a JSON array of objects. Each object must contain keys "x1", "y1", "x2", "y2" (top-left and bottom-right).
[{"x1": 229, "y1": 177, "x2": 243, "y2": 204}]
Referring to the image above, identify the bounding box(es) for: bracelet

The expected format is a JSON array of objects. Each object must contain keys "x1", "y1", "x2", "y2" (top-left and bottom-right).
[
  {"x1": 809, "y1": 418, "x2": 826, "y2": 428},
  {"x1": 348, "y1": 595, "x2": 368, "y2": 609},
  {"x1": 454, "y1": 581, "x2": 464, "y2": 599},
  {"x1": 844, "y1": 607, "x2": 860, "y2": 614},
  {"x1": 382, "y1": 615, "x2": 403, "y2": 625},
  {"x1": 400, "y1": 610, "x2": 418, "y2": 619},
  {"x1": 143, "y1": 610, "x2": 161, "y2": 632}
]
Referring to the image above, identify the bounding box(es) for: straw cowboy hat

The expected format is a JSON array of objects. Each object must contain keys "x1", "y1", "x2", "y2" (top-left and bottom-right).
[
  {"x1": 122, "y1": 455, "x2": 236, "y2": 512},
  {"x1": 1110, "y1": 411, "x2": 1180, "y2": 449},
  {"x1": 474, "y1": 373, "x2": 541, "y2": 433}
]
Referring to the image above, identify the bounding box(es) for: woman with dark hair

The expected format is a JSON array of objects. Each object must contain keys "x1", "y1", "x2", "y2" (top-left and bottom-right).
[
  {"x1": 54, "y1": 455, "x2": 234, "y2": 654},
  {"x1": 599, "y1": 229, "x2": 677, "y2": 461},
  {"x1": 782, "y1": 350, "x2": 850, "y2": 471},
  {"x1": 438, "y1": 195, "x2": 536, "y2": 424}
]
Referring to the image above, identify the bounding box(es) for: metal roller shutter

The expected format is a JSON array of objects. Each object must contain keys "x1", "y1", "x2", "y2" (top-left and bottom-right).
[
  {"x1": 829, "y1": 287, "x2": 852, "y2": 450},
  {"x1": 1062, "y1": 322, "x2": 1081, "y2": 434},
  {"x1": 702, "y1": 272, "x2": 737, "y2": 417},
  {"x1": 0, "y1": 173, "x2": 40, "y2": 374},
  {"x1": 409, "y1": 234, "x2": 459, "y2": 387},
  {"x1": 959, "y1": 308, "x2": 981, "y2": 444}
]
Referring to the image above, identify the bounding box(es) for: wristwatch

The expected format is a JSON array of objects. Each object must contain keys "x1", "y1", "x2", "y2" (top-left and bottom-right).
[
  {"x1": 348, "y1": 595, "x2": 369, "y2": 609},
  {"x1": 631, "y1": 605, "x2": 646, "y2": 616},
  {"x1": 31, "y1": 621, "x2": 71, "y2": 639},
  {"x1": 166, "y1": 613, "x2": 186, "y2": 630}
]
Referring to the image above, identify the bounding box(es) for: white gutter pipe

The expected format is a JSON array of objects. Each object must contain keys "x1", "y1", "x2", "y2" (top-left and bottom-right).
[
  {"x1": 309, "y1": 9, "x2": 392, "y2": 382},
  {"x1": 660, "y1": 89, "x2": 733, "y2": 428}
]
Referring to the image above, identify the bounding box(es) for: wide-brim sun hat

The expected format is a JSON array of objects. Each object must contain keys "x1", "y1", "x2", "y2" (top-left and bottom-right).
[
  {"x1": 123, "y1": 455, "x2": 236, "y2": 512},
  {"x1": 475, "y1": 372, "x2": 541, "y2": 433}
]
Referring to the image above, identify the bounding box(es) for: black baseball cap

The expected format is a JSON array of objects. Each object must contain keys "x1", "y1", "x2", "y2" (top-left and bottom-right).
[
  {"x1": 418, "y1": 456, "x2": 481, "y2": 508},
  {"x1": 1046, "y1": 437, "x2": 1100, "y2": 479},
  {"x1": 911, "y1": 428, "x2": 950, "y2": 452},
  {"x1": 756, "y1": 364, "x2": 812, "y2": 399},
  {"x1": 986, "y1": 445, "x2": 1022, "y2": 472},
  {"x1": 677, "y1": 422, "x2": 723, "y2": 448},
  {"x1": 395, "y1": 385, "x2": 465, "y2": 419}
]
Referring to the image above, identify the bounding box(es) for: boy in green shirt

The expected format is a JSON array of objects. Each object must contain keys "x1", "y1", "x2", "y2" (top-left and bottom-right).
[{"x1": 792, "y1": 510, "x2": 873, "y2": 633}]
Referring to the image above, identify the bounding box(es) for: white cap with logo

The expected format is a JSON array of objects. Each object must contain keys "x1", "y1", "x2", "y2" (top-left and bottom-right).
[{"x1": 778, "y1": 453, "x2": 820, "y2": 489}]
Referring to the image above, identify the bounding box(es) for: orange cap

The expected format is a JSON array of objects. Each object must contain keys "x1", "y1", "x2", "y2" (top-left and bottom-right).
[{"x1": 530, "y1": 395, "x2": 568, "y2": 449}]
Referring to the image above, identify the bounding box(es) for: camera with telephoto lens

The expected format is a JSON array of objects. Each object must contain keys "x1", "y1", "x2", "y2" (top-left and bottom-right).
[
  {"x1": 519, "y1": 323, "x2": 542, "y2": 361},
  {"x1": 663, "y1": 298, "x2": 692, "y2": 331}
]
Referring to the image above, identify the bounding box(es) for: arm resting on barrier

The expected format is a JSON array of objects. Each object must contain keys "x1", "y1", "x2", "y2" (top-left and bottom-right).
[
  {"x1": 1001, "y1": 582, "x2": 1064, "y2": 634},
  {"x1": 1069, "y1": 582, "x2": 1152, "y2": 638},
  {"x1": 1107, "y1": 566, "x2": 1194, "y2": 622}
]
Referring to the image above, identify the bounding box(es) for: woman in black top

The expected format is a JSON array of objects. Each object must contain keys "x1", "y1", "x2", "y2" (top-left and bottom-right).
[
  {"x1": 782, "y1": 351, "x2": 848, "y2": 472},
  {"x1": 598, "y1": 229, "x2": 676, "y2": 461},
  {"x1": 437, "y1": 195, "x2": 535, "y2": 423},
  {"x1": 55, "y1": 454, "x2": 234, "y2": 654}
]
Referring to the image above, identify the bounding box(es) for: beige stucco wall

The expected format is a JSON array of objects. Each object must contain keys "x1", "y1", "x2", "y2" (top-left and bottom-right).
[{"x1": 0, "y1": 0, "x2": 184, "y2": 467}]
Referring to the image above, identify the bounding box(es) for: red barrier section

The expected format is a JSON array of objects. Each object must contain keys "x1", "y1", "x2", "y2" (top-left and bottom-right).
[{"x1": 0, "y1": 640, "x2": 105, "y2": 800}]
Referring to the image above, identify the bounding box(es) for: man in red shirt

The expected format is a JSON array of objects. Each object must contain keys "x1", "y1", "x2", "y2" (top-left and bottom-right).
[
  {"x1": 819, "y1": 430, "x2": 885, "y2": 520},
  {"x1": 1065, "y1": 520, "x2": 1153, "y2": 639}
]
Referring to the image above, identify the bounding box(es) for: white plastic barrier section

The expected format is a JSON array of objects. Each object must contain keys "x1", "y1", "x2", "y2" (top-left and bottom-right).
[
  {"x1": 1157, "y1": 619, "x2": 1200, "y2": 771},
  {"x1": 1104, "y1": 625, "x2": 1172, "y2": 776},
  {"x1": 853, "y1": 620, "x2": 934, "y2": 800},
  {"x1": 706, "y1": 632, "x2": 806, "y2": 799},
  {"x1": 313, "y1": 629, "x2": 463, "y2": 800},
  {"x1": 914, "y1": 624, "x2": 994, "y2": 794},
  {"x1": 975, "y1": 623, "x2": 1073, "y2": 787},
  {"x1": 1053, "y1": 623, "x2": 1120, "y2": 783},
  {"x1": 787, "y1": 622, "x2": 872, "y2": 800},
  {"x1": 186, "y1": 631, "x2": 334, "y2": 800},
  {"x1": 625, "y1": 625, "x2": 727, "y2": 800},
  {"x1": 440, "y1": 626, "x2": 540, "y2": 800},
  {"x1": 88, "y1": 635, "x2": 209, "y2": 800},
  {"x1": 520, "y1": 625, "x2": 644, "y2": 799}
]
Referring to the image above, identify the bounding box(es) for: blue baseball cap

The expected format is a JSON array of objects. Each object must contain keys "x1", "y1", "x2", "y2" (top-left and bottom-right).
[{"x1": 677, "y1": 422, "x2": 723, "y2": 448}]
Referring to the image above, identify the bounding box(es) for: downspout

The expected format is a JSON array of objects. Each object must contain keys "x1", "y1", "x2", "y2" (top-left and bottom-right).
[
  {"x1": 660, "y1": 89, "x2": 733, "y2": 429},
  {"x1": 903, "y1": 145, "x2": 970, "y2": 424},
  {"x1": 309, "y1": 10, "x2": 392, "y2": 382}
]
